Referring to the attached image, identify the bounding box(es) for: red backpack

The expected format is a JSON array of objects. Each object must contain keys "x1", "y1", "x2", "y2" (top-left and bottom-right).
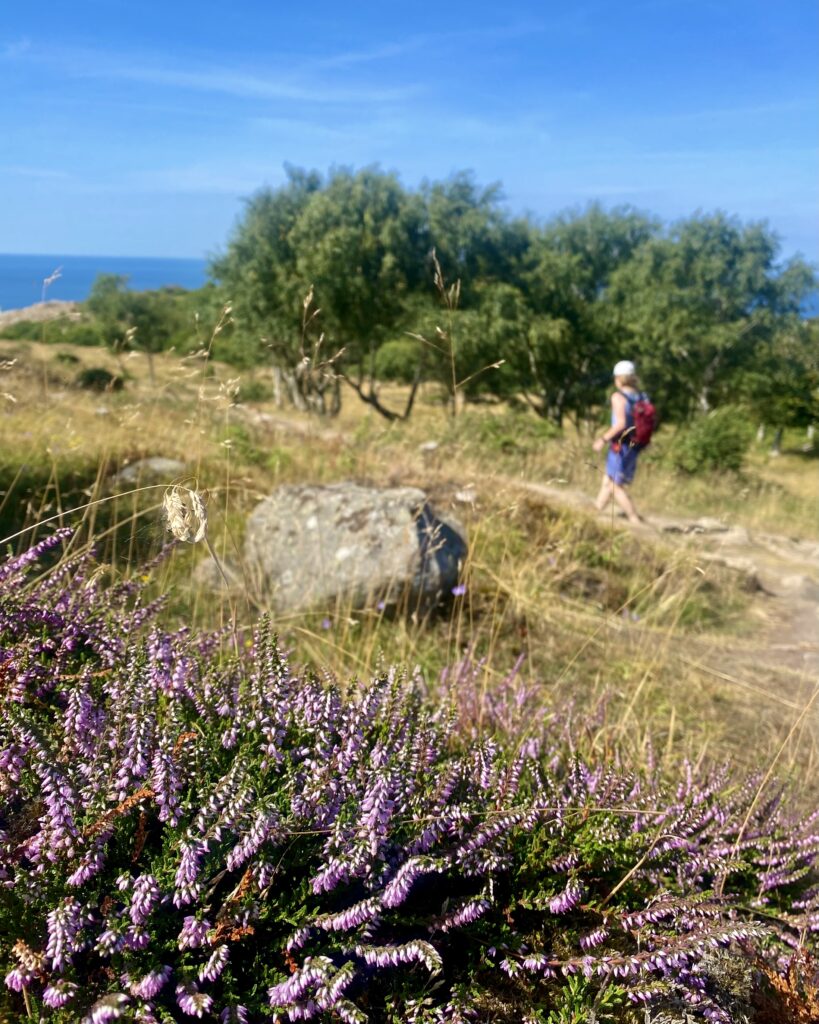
[{"x1": 620, "y1": 391, "x2": 657, "y2": 449}]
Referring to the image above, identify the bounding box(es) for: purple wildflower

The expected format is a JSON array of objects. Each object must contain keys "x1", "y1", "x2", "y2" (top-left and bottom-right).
[
  {"x1": 549, "y1": 879, "x2": 584, "y2": 915},
  {"x1": 42, "y1": 980, "x2": 78, "y2": 1007},
  {"x1": 178, "y1": 915, "x2": 211, "y2": 950},
  {"x1": 176, "y1": 983, "x2": 213, "y2": 1017},
  {"x1": 130, "y1": 965, "x2": 172, "y2": 999}
]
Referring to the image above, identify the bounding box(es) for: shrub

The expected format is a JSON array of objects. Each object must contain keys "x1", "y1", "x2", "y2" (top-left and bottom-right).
[
  {"x1": 237, "y1": 377, "x2": 274, "y2": 403},
  {"x1": 0, "y1": 318, "x2": 105, "y2": 347},
  {"x1": 666, "y1": 406, "x2": 754, "y2": 474},
  {"x1": 0, "y1": 535, "x2": 817, "y2": 1022},
  {"x1": 374, "y1": 338, "x2": 423, "y2": 384},
  {"x1": 75, "y1": 366, "x2": 125, "y2": 392},
  {"x1": 0, "y1": 319, "x2": 39, "y2": 340},
  {"x1": 58, "y1": 321, "x2": 107, "y2": 347},
  {"x1": 55, "y1": 351, "x2": 81, "y2": 365}
]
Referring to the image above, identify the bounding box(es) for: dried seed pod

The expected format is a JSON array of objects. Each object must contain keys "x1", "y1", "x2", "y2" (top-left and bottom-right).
[{"x1": 162, "y1": 485, "x2": 207, "y2": 544}]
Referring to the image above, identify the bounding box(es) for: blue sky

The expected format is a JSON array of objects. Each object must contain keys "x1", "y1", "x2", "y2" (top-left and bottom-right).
[{"x1": 1, "y1": 0, "x2": 816, "y2": 263}]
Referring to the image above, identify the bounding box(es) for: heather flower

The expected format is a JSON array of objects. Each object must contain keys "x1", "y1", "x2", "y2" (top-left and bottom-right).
[
  {"x1": 130, "y1": 965, "x2": 172, "y2": 999},
  {"x1": 3, "y1": 534, "x2": 819, "y2": 1023},
  {"x1": 548, "y1": 879, "x2": 584, "y2": 915},
  {"x1": 4, "y1": 966, "x2": 34, "y2": 991},
  {"x1": 434, "y1": 897, "x2": 491, "y2": 932},
  {"x1": 199, "y1": 944, "x2": 229, "y2": 982},
  {"x1": 220, "y1": 1008, "x2": 249, "y2": 1023},
  {"x1": 174, "y1": 841, "x2": 208, "y2": 906},
  {"x1": 178, "y1": 915, "x2": 211, "y2": 950},
  {"x1": 46, "y1": 897, "x2": 83, "y2": 970},
  {"x1": 85, "y1": 992, "x2": 130, "y2": 1022},
  {"x1": 130, "y1": 873, "x2": 161, "y2": 924},
  {"x1": 43, "y1": 979, "x2": 78, "y2": 1007},
  {"x1": 176, "y1": 983, "x2": 213, "y2": 1017},
  {"x1": 356, "y1": 940, "x2": 443, "y2": 974}
]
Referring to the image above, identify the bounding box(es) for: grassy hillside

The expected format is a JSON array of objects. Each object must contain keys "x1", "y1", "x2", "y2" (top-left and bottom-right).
[
  {"x1": 2, "y1": 333, "x2": 819, "y2": 1022},
  {"x1": 1, "y1": 335, "x2": 816, "y2": 781}
]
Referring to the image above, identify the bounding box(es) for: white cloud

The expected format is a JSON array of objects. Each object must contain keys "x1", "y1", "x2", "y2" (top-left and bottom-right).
[{"x1": 7, "y1": 40, "x2": 421, "y2": 106}]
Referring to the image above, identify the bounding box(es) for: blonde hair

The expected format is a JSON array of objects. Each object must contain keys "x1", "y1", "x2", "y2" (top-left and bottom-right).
[{"x1": 615, "y1": 373, "x2": 640, "y2": 389}]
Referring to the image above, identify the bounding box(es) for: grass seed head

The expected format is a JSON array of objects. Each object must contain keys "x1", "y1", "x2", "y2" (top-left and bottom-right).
[{"x1": 163, "y1": 485, "x2": 207, "y2": 544}]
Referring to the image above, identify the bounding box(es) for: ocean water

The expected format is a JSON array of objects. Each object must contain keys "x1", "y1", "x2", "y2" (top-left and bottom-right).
[{"x1": 0, "y1": 253, "x2": 208, "y2": 312}]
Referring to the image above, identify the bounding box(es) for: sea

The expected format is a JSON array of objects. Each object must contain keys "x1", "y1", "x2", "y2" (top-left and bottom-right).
[{"x1": 0, "y1": 253, "x2": 208, "y2": 312}]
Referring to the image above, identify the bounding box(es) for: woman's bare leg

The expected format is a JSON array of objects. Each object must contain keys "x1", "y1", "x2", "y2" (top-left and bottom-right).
[
  {"x1": 612, "y1": 483, "x2": 642, "y2": 525},
  {"x1": 595, "y1": 475, "x2": 613, "y2": 511}
]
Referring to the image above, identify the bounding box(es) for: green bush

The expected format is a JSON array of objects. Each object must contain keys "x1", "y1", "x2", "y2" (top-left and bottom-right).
[
  {"x1": 59, "y1": 321, "x2": 107, "y2": 347},
  {"x1": 75, "y1": 366, "x2": 125, "y2": 392},
  {"x1": 374, "y1": 337, "x2": 424, "y2": 383},
  {"x1": 55, "y1": 350, "x2": 81, "y2": 365},
  {"x1": 0, "y1": 319, "x2": 38, "y2": 340},
  {"x1": 0, "y1": 317, "x2": 106, "y2": 346},
  {"x1": 666, "y1": 406, "x2": 754, "y2": 474},
  {"x1": 237, "y1": 376, "x2": 274, "y2": 403}
]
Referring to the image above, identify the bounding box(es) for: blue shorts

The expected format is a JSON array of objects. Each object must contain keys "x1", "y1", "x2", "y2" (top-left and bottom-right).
[{"x1": 606, "y1": 445, "x2": 639, "y2": 485}]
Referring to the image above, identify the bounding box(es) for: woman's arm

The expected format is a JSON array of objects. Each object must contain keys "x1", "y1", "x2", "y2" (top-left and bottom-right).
[{"x1": 592, "y1": 393, "x2": 627, "y2": 451}]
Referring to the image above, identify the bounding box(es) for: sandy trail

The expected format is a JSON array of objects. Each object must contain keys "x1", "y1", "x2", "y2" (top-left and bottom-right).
[{"x1": 506, "y1": 476, "x2": 819, "y2": 763}]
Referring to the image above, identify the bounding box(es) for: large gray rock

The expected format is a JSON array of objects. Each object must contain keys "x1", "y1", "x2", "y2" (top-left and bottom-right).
[{"x1": 242, "y1": 482, "x2": 467, "y2": 613}]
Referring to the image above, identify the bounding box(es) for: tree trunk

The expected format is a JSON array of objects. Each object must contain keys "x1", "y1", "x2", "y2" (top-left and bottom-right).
[
  {"x1": 770, "y1": 427, "x2": 783, "y2": 457},
  {"x1": 282, "y1": 369, "x2": 308, "y2": 411},
  {"x1": 272, "y1": 366, "x2": 284, "y2": 408}
]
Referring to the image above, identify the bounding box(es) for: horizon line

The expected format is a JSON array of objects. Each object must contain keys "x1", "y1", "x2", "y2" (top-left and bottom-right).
[{"x1": 0, "y1": 250, "x2": 211, "y2": 262}]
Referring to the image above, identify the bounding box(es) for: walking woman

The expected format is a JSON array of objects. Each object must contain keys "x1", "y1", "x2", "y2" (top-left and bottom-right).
[{"x1": 592, "y1": 360, "x2": 645, "y2": 525}]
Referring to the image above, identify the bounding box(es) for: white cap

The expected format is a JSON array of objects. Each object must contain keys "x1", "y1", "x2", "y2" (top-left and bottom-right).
[{"x1": 613, "y1": 360, "x2": 636, "y2": 378}]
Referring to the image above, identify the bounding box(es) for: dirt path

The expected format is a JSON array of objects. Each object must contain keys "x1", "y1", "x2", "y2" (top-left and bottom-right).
[
  {"x1": 500, "y1": 476, "x2": 819, "y2": 763},
  {"x1": 514, "y1": 477, "x2": 818, "y2": 661}
]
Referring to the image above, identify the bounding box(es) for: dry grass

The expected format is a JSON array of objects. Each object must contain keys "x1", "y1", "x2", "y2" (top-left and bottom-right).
[{"x1": 2, "y1": 338, "x2": 818, "y2": 792}]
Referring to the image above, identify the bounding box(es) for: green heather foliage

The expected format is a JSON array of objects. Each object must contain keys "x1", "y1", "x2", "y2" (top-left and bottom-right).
[
  {"x1": 666, "y1": 407, "x2": 755, "y2": 474},
  {"x1": 1, "y1": 535, "x2": 818, "y2": 1022}
]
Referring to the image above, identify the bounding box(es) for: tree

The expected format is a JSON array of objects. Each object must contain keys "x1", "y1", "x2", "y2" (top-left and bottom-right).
[
  {"x1": 210, "y1": 166, "x2": 323, "y2": 404},
  {"x1": 86, "y1": 274, "x2": 179, "y2": 382},
  {"x1": 606, "y1": 213, "x2": 817, "y2": 421},
  {"x1": 213, "y1": 166, "x2": 429, "y2": 418},
  {"x1": 505, "y1": 206, "x2": 656, "y2": 425}
]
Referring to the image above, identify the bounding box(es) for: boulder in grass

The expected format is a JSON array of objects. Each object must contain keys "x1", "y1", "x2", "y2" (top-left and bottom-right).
[
  {"x1": 242, "y1": 482, "x2": 467, "y2": 613},
  {"x1": 111, "y1": 457, "x2": 187, "y2": 488}
]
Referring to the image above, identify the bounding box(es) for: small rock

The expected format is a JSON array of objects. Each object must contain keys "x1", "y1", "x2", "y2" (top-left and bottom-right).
[
  {"x1": 687, "y1": 517, "x2": 729, "y2": 534},
  {"x1": 419, "y1": 441, "x2": 439, "y2": 453},
  {"x1": 110, "y1": 457, "x2": 187, "y2": 488}
]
